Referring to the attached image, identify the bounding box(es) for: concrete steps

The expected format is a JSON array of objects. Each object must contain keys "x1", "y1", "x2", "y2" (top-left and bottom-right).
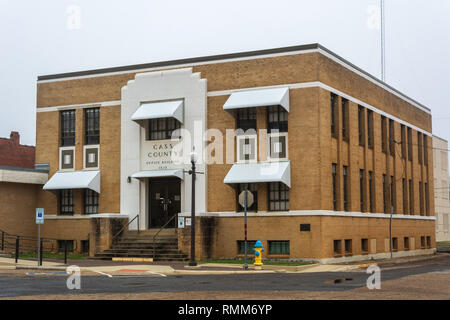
[{"x1": 94, "y1": 229, "x2": 188, "y2": 262}]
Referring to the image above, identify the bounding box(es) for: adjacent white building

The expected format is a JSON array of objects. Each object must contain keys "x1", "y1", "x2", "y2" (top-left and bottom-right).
[{"x1": 433, "y1": 135, "x2": 450, "y2": 241}]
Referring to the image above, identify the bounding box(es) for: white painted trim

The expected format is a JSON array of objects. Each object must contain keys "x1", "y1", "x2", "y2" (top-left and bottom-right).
[
  {"x1": 59, "y1": 146, "x2": 75, "y2": 171},
  {"x1": 44, "y1": 213, "x2": 127, "y2": 220},
  {"x1": 267, "y1": 132, "x2": 289, "y2": 162},
  {"x1": 83, "y1": 145, "x2": 100, "y2": 170},
  {"x1": 178, "y1": 210, "x2": 436, "y2": 220},
  {"x1": 35, "y1": 82, "x2": 431, "y2": 136},
  {"x1": 36, "y1": 49, "x2": 429, "y2": 115},
  {"x1": 36, "y1": 100, "x2": 121, "y2": 113},
  {"x1": 0, "y1": 169, "x2": 48, "y2": 185},
  {"x1": 209, "y1": 81, "x2": 432, "y2": 136}
]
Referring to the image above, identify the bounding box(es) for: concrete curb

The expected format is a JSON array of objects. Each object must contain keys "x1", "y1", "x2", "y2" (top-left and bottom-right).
[{"x1": 15, "y1": 265, "x2": 67, "y2": 271}]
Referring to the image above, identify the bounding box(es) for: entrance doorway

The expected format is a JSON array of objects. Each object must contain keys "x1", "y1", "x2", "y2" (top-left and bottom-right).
[{"x1": 148, "y1": 178, "x2": 181, "y2": 228}]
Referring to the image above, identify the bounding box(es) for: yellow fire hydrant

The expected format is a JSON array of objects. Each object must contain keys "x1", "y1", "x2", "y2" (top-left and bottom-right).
[{"x1": 253, "y1": 240, "x2": 264, "y2": 270}]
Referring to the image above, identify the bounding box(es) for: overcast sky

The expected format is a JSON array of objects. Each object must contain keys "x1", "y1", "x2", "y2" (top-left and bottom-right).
[{"x1": 1, "y1": 0, "x2": 449, "y2": 154}]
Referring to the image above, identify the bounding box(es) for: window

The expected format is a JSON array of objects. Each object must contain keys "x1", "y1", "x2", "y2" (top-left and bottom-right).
[
  {"x1": 369, "y1": 171, "x2": 374, "y2": 212},
  {"x1": 268, "y1": 106, "x2": 288, "y2": 133},
  {"x1": 390, "y1": 176, "x2": 395, "y2": 213},
  {"x1": 237, "y1": 240, "x2": 257, "y2": 255},
  {"x1": 300, "y1": 224, "x2": 311, "y2": 231},
  {"x1": 60, "y1": 110, "x2": 75, "y2": 146},
  {"x1": 409, "y1": 179, "x2": 414, "y2": 214},
  {"x1": 268, "y1": 241, "x2": 290, "y2": 255},
  {"x1": 332, "y1": 163, "x2": 338, "y2": 211},
  {"x1": 423, "y1": 135, "x2": 428, "y2": 166},
  {"x1": 59, "y1": 190, "x2": 74, "y2": 215},
  {"x1": 81, "y1": 240, "x2": 90, "y2": 254},
  {"x1": 419, "y1": 182, "x2": 424, "y2": 215},
  {"x1": 333, "y1": 240, "x2": 342, "y2": 255},
  {"x1": 361, "y1": 239, "x2": 369, "y2": 254},
  {"x1": 331, "y1": 93, "x2": 337, "y2": 138},
  {"x1": 383, "y1": 174, "x2": 388, "y2": 213},
  {"x1": 343, "y1": 166, "x2": 349, "y2": 211},
  {"x1": 268, "y1": 182, "x2": 289, "y2": 211},
  {"x1": 404, "y1": 237, "x2": 410, "y2": 250},
  {"x1": 381, "y1": 116, "x2": 387, "y2": 153},
  {"x1": 237, "y1": 183, "x2": 258, "y2": 212},
  {"x1": 360, "y1": 169, "x2": 365, "y2": 212},
  {"x1": 401, "y1": 125, "x2": 406, "y2": 158},
  {"x1": 407, "y1": 127, "x2": 413, "y2": 161},
  {"x1": 148, "y1": 118, "x2": 181, "y2": 140},
  {"x1": 85, "y1": 108, "x2": 100, "y2": 145},
  {"x1": 58, "y1": 240, "x2": 74, "y2": 253},
  {"x1": 342, "y1": 98, "x2": 348, "y2": 141},
  {"x1": 358, "y1": 106, "x2": 365, "y2": 146},
  {"x1": 392, "y1": 237, "x2": 398, "y2": 251},
  {"x1": 84, "y1": 189, "x2": 99, "y2": 214},
  {"x1": 344, "y1": 239, "x2": 352, "y2": 255},
  {"x1": 402, "y1": 179, "x2": 408, "y2": 214},
  {"x1": 425, "y1": 182, "x2": 429, "y2": 216},
  {"x1": 389, "y1": 119, "x2": 395, "y2": 156},
  {"x1": 420, "y1": 236, "x2": 425, "y2": 248},
  {"x1": 426, "y1": 236, "x2": 431, "y2": 248},
  {"x1": 418, "y1": 132, "x2": 423, "y2": 164},
  {"x1": 236, "y1": 108, "x2": 257, "y2": 134},
  {"x1": 367, "y1": 110, "x2": 374, "y2": 149}
]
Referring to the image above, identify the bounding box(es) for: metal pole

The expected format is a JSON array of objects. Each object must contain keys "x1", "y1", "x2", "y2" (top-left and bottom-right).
[
  {"x1": 244, "y1": 189, "x2": 248, "y2": 270},
  {"x1": 37, "y1": 224, "x2": 41, "y2": 266},
  {"x1": 39, "y1": 240, "x2": 43, "y2": 266},
  {"x1": 390, "y1": 206, "x2": 393, "y2": 259},
  {"x1": 189, "y1": 160, "x2": 197, "y2": 266},
  {"x1": 64, "y1": 240, "x2": 68, "y2": 265},
  {"x1": 15, "y1": 236, "x2": 19, "y2": 263}
]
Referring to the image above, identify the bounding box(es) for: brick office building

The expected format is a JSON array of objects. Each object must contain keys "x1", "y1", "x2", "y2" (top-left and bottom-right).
[{"x1": 36, "y1": 44, "x2": 436, "y2": 262}]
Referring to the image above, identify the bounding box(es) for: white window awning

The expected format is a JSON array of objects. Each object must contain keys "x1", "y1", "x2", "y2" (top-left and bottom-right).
[
  {"x1": 131, "y1": 169, "x2": 184, "y2": 180},
  {"x1": 131, "y1": 100, "x2": 184, "y2": 124},
  {"x1": 43, "y1": 170, "x2": 100, "y2": 193},
  {"x1": 223, "y1": 87, "x2": 289, "y2": 112},
  {"x1": 224, "y1": 161, "x2": 290, "y2": 187}
]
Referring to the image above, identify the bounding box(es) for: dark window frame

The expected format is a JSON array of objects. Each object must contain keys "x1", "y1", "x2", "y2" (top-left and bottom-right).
[
  {"x1": 407, "y1": 127, "x2": 413, "y2": 161},
  {"x1": 147, "y1": 118, "x2": 181, "y2": 140},
  {"x1": 381, "y1": 116, "x2": 388, "y2": 154},
  {"x1": 360, "y1": 169, "x2": 365, "y2": 212},
  {"x1": 369, "y1": 171, "x2": 374, "y2": 212},
  {"x1": 268, "y1": 240, "x2": 290, "y2": 255},
  {"x1": 331, "y1": 93, "x2": 337, "y2": 138},
  {"x1": 401, "y1": 124, "x2": 407, "y2": 159},
  {"x1": 236, "y1": 108, "x2": 257, "y2": 134},
  {"x1": 60, "y1": 110, "x2": 76, "y2": 147},
  {"x1": 84, "y1": 189, "x2": 99, "y2": 214},
  {"x1": 59, "y1": 189, "x2": 74, "y2": 215},
  {"x1": 367, "y1": 110, "x2": 374, "y2": 149},
  {"x1": 84, "y1": 107, "x2": 100, "y2": 145},
  {"x1": 389, "y1": 119, "x2": 395, "y2": 157},
  {"x1": 358, "y1": 106, "x2": 365, "y2": 146},
  {"x1": 332, "y1": 164, "x2": 338, "y2": 211},
  {"x1": 267, "y1": 106, "x2": 288, "y2": 133},
  {"x1": 418, "y1": 132, "x2": 423, "y2": 164},
  {"x1": 341, "y1": 98, "x2": 349, "y2": 141},
  {"x1": 268, "y1": 182, "x2": 289, "y2": 212},
  {"x1": 343, "y1": 166, "x2": 349, "y2": 211}
]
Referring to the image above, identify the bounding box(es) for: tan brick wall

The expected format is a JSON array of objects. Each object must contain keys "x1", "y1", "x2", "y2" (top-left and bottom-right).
[
  {"x1": 178, "y1": 215, "x2": 435, "y2": 260},
  {"x1": 0, "y1": 182, "x2": 39, "y2": 237}
]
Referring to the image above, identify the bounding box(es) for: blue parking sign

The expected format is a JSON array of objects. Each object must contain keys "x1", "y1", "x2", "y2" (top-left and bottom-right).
[{"x1": 36, "y1": 208, "x2": 44, "y2": 224}]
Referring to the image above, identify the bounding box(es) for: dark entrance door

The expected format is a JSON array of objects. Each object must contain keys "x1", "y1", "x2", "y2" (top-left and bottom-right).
[{"x1": 148, "y1": 178, "x2": 181, "y2": 228}]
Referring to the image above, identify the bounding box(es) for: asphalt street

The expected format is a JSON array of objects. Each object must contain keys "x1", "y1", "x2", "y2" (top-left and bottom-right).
[{"x1": 0, "y1": 256, "x2": 449, "y2": 298}]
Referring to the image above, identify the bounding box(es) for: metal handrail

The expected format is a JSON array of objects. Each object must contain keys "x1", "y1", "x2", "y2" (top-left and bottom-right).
[
  {"x1": 152, "y1": 213, "x2": 178, "y2": 260},
  {"x1": 111, "y1": 214, "x2": 140, "y2": 244}
]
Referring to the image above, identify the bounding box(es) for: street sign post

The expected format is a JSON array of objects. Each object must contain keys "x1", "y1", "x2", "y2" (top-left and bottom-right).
[
  {"x1": 36, "y1": 208, "x2": 44, "y2": 266},
  {"x1": 239, "y1": 190, "x2": 254, "y2": 270}
]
